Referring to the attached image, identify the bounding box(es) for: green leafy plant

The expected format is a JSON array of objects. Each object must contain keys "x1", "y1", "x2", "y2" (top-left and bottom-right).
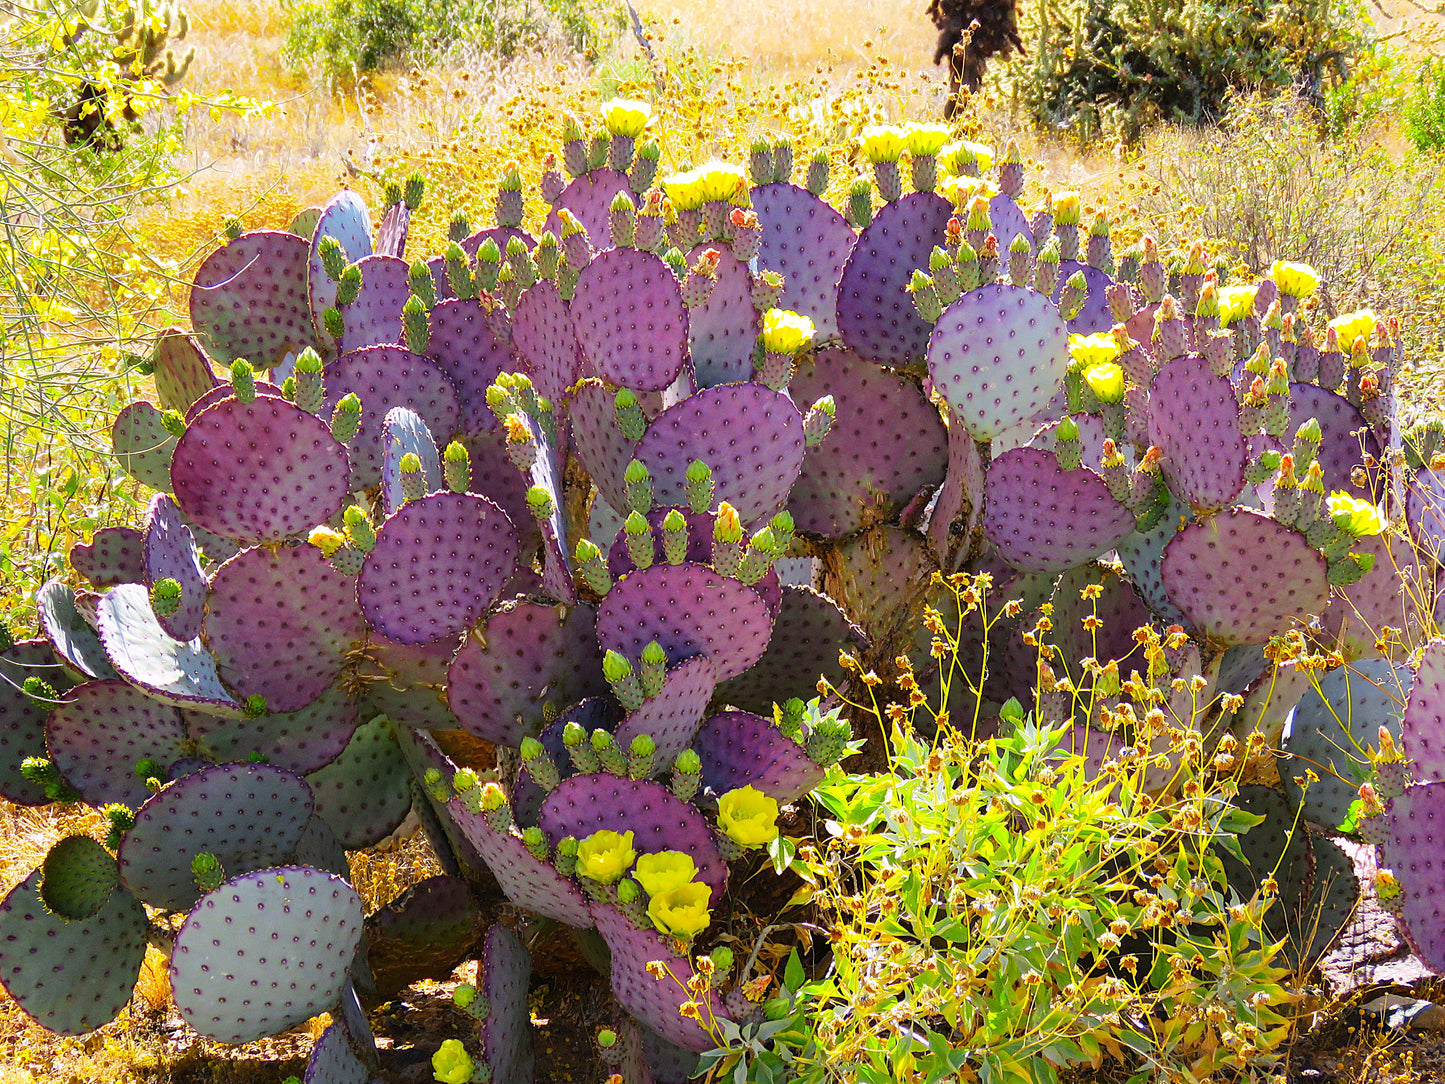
[{"x1": 1405, "y1": 58, "x2": 1445, "y2": 152}]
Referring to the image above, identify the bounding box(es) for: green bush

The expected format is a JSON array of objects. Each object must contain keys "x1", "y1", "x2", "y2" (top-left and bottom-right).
[
  {"x1": 1003, "y1": 0, "x2": 1369, "y2": 141},
  {"x1": 1405, "y1": 59, "x2": 1445, "y2": 152},
  {"x1": 282, "y1": 0, "x2": 622, "y2": 83}
]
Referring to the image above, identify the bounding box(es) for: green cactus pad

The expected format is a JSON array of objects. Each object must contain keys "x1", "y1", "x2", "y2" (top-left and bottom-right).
[
  {"x1": 39, "y1": 835, "x2": 118, "y2": 920},
  {"x1": 170, "y1": 866, "x2": 364, "y2": 1044},
  {"x1": 304, "y1": 713, "x2": 413, "y2": 850},
  {"x1": 111, "y1": 401, "x2": 179, "y2": 490},
  {"x1": 191, "y1": 230, "x2": 320, "y2": 369},
  {"x1": 0, "y1": 862, "x2": 146, "y2": 1034}
]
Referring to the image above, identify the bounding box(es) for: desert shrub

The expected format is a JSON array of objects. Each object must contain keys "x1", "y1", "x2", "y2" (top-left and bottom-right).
[
  {"x1": 1405, "y1": 59, "x2": 1445, "y2": 152},
  {"x1": 1003, "y1": 0, "x2": 1369, "y2": 141},
  {"x1": 281, "y1": 0, "x2": 623, "y2": 83}
]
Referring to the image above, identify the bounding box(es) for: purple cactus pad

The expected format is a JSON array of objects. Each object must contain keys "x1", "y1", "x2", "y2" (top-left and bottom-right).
[
  {"x1": 1114, "y1": 493, "x2": 1190, "y2": 627},
  {"x1": 186, "y1": 681, "x2": 359, "y2": 775},
  {"x1": 988, "y1": 195, "x2": 1033, "y2": 259},
  {"x1": 447, "y1": 600, "x2": 606, "y2": 747},
  {"x1": 204, "y1": 543, "x2": 365, "y2": 713},
  {"x1": 926, "y1": 406, "x2": 987, "y2": 569},
  {"x1": 0, "y1": 641, "x2": 70, "y2": 805},
  {"x1": 152, "y1": 327, "x2": 218, "y2": 414},
  {"x1": 572, "y1": 248, "x2": 689, "y2": 392},
  {"x1": 361, "y1": 631, "x2": 462, "y2": 731},
  {"x1": 1161, "y1": 510, "x2": 1329, "y2": 646},
  {"x1": 836, "y1": 192, "x2": 953, "y2": 366},
  {"x1": 142, "y1": 494, "x2": 208, "y2": 641},
  {"x1": 478, "y1": 924, "x2": 536, "y2": 1084},
  {"x1": 1052, "y1": 261, "x2": 1115, "y2": 334},
  {"x1": 111, "y1": 401, "x2": 178, "y2": 490},
  {"x1": 337, "y1": 254, "x2": 409, "y2": 353},
  {"x1": 0, "y1": 865, "x2": 146, "y2": 1035},
  {"x1": 381, "y1": 406, "x2": 441, "y2": 515},
  {"x1": 365, "y1": 875, "x2": 484, "y2": 1001},
  {"x1": 190, "y1": 230, "x2": 318, "y2": 369},
  {"x1": 424, "y1": 298, "x2": 520, "y2": 435},
  {"x1": 539, "y1": 774, "x2": 726, "y2": 902},
  {"x1": 981, "y1": 448, "x2": 1134, "y2": 574},
  {"x1": 305, "y1": 1022, "x2": 372, "y2": 1084},
  {"x1": 304, "y1": 713, "x2": 412, "y2": 849},
  {"x1": 928, "y1": 284, "x2": 1070, "y2": 441},
  {"x1": 544, "y1": 169, "x2": 633, "y2": 252},
  {"x1": 633, "y1": 383, "x2": 805, "y2": 525},
  {"x1": 789, "y1": 346, "x2": 947, "y2": 538},
  {"x1": 1148, "y1": 354, "x2": 1249, "y2": 511},
  {"x1": 614, "y1": 655, "x2": 718, "y2": 765},
  {"x1": 46, "y1": 678, "x2": 190, "y2": 808},
  {"x1": 358, "y1": 491, "x2": 520, "y2": 644},
  {"x1": 38, "y1": 579, "x2": 117, "y2": 681},
  {"x1": 569, "y1": 379, "x2": 641, "y2": 508},
  {"x1": 185, "y1": 378, "x2": 284, "y2": 422},
  {"x1": 70, "y1": 527, "x2": 145, "y2": 589},
  {"x1": 511, "y1": 280, "x2": 584, "y2": 406},
  {"x1": 597, "y1": 563, "x2": 774, "y2": 681},
  {"x1": 751, "y1": 182, "x2": 855, "y2": 342},
  {"x1": 715, "y1": 586, "x2": 864, "y2": 715},
  {"x1": 309, "y1": 191, "x2": 374, "y2": 333},
  {"x1": 98, "y1": 583, "x2": 243, "y2": 714},
  {"x1": 1381, "y1": 781, "x2": 1445, "y2": 970},
  {"x1": 1402, "y1": 639, "x2": 1445, "y2": 780},
  {"x1": 1288, "y1": 383, "x2": 1380, "y2": 498},
  {"x1": 686, "y1": 246, "x2": 758, "y2": 390},
  {"x1": 1319, "y1": 531, "x2": 1437, "y2": 663},
  {"x1": 118, "y1": 763, "x2": 314, "y2": 910},
  {"x1": 445, "y1": 795, "x2": 593, "y2": 925},
  {"x1": 323, "y1": 344, "x2": 462, "y2": 490},
  {"x1": 376, "y1": 199, "x2": 410, "y2": 260},
  {"x1": 694, "y1": 710, "x2": 824, "y2": 804},
  {"x1": 171, "y1": 395, "x2": 350, "y2": 542},
  {"x1": 170, "y1": 866, "x2": 364, "y2": 1045}
]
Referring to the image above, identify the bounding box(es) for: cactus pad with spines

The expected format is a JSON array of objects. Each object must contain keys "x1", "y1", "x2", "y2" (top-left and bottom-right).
[
  {"x1": 836, "y1": 192, "x2": 954, "y2": 366},
  {"x1": 304, "y1": 1022, "x2": 373, "y2": 1084},
  {"x1": 572, "y1": 248, "x2": 689, "y2": 391},
  {"x1": 97, "y1": 584, "x2": 243, "y2": 715},
  {"x1": 981, "y1": 448, "x2": 1135, "y2": 574},
  {"x1": 927, "y1": 284, "x2": 1071, "y2": 441},
  {"x1": 926, "y1": 406, "x2": 989, "y2": 569},
  {"x1": 1051, "y1": 262, "x2": 1114, "y2": 333},
  {"x1": 684, "y1": 246, "x2": 760, "y2": 389},
  {"x1": 151, "y1": 328, "x2": 218, "y2": 414},
  {"x1": 118, "y1": 763, "x2": 314, "y2": 910},
  {"x1": 544, "y1": 169, "x2": 633, "y2": 252},
  {"x1": 569, "y1": 380, "x2": 643, "y2": 511},
  {"x1": 1402, "y1": 639, "x2": 1445, "y2": 780},
  {"x1": 45, "y1": 679, "x2": 190, "y2": 808},
  {"x1": 169, "y1": 866, "x2": 363, "y2": 1044},
  {"x1": 1318, "y1": 531, "x2": 1437, "y2": 662},
  {"x1": 142, "y1": 495, "x2": 208, "y2": 641},
  {"x1": 423, "y1": 298, "x2": 521, "y2": 435},
  {"x1": 190, "y1": 231, "x2": 318, "y2": 369},
  {"x1": 304, "y1": 714, "x2": 413, "y2": 849},
  {"x1": 358, "y1": 491, "x2": 520, "y2": 644},
  {"x1": 111, "y1": 401, "x2": 179, "y2": 490},
  {"x1": 1406, "y1": 468, "x2": 1445, "y2": 562},
  {"x1": 1161, "y1": 510, "x2": 1330, "y2": 645},
  {"x1": 308, "y1": 191, "x2": 374, "y2": 331},
  {"x1": 693, "y1": 709, "x2": 826, "y2": 804},
  {"x1": 69, "y1": 527, "x2": 145, "y2": 590},
  {"x1": 1287, "y1": 383, "x2": 1380, "y2": 497},
  {"x1": 185, "y1": 681, "x2": 359, "y2": 775},
  {"x1": 336, "y1": 254, "x2": 409, "y2": 353},
  {"x1": 1147, "y1": 354, "x2": 1249, "y2": 511},
  {"x1": 446, "y1": 600, "x2": 606, "y2": 747},
  {"x1": 39, "y1": 835, "x2": 119, "y2": 920},
  {"x1": 477, "y1": 924, "x2": 537, "y2": 1084},
  {"x1": 381, "y1": 407, "x2": 442, "y2": 514},
  {"x1": 38, "y1": 579, "x2": 118, "y2": 681},
  {"x1": 184, "y1": 378, "x2": 284, "y2": 422},
  {"x1": 1381, "y1": 782, "x2": 1445, "y2": 970},
  {"x1": 751, "y1": 182, "x2": 855, "y2": 341},
  {"x1": 612, "y1": 655, "x2": 718, "y2": 764},
  {"x1": 0, "y1": 641, "x2": 66, "y2": 805},
  {"x1": 511, "y1": 280, "x2": 585, "y2": 405}
]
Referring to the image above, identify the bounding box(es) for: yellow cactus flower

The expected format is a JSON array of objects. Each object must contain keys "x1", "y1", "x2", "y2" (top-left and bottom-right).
[
  {"x1": 944, "y1": 140, "x2": 994, "y2": 174},
  {"x1": 1052, "y1": 191, "x2": 1081, "y2": 226},
  {"x1": 601, "y1": 97, "x2": 651, "y2": 139},
  {"x1": 307, "y1": 525, "x2": 345, "y2": 558},
  {"x1": 1326, "y1": 491, "x2": 1387, "y2": 536},
  {"x1": 939, "y1": 175, "x2": 995, "y2": 208},
  {"x1": 1217, "y1": 284, "x2": 1259, "y2": 327},
  {"x1": 761, "y1": 309, "x2": 816, "y2": 354},
  {"x1": 1268, "y1": 260, "x2": 1320, "y2": 299},
  {"x1": 432, "y1": 1040, "x2": 476, "y2": 1084},
  {"x1": 696, "y1": 161, "x2": 749, "y2": 205},
  {"x1": 1328, "y1": 309, "x2": 1377, "y2": 353},
  {"x1": 663, "y1": 169, "x2": 706, "y2": 212},
  {"x1": 904, "y1": 122, "x2": 950, "y2": 157},
  {"x1": 577, "y1": 829, "x2": 636, "y2": 884},
  {"x1": 860, "y1": 125, "x2": 907, "y2": 164},
  {"x1": 1083, "y1": 362, "x2": 1126, "y2": 405},
  {"x1": 1067, "y1": 332, "x2": 1122, "y2": 367},
  {"x1": 633, "y1": 850, "x2": 699, "y2": 897},
  {"x1": 646, "y1": 881, "x2": 712, "y2": 939},
  {"x1": 717, "y1": 785, "x2": 780, "y2": 848}
]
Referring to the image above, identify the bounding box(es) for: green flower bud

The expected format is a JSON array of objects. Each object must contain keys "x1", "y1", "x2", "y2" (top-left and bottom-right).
[
  {"x1": 685, "y1": 459, "x2": 714, "y2": 514},
  {"x1": 331, "y1": 393, "x2": 362, "y2": 443},
  {"x1": 318, "y1": 234, "x2": 347, "y2": 281},
  {"x1": 150, "y1": 577, "x2": 182, "y2": 617},
  {"x1": 563, "y1": 721, "x2": 599, "y2": 773},
  {"x1": 335, "y1": 264, "x2": 362, "y2": 307},
  {"x1": 223, "y1": 217, "x2": 243, "y2": 241},
  {"x1": 230, "y1": 359, "x2": 256, "y2": 403},
  {"x1": 448, "y1": 210, "x2": 470, "y2": 242},
  {"x1": 442, "y1": 440, "x2": 471, "y2": 494},
  {"x1": 22, "y1": 677, "x2": 58, "y2": 704},
  {"x1": 526, "y1": 485, "x2": 555, "y2": 521},
  {"x1": 614, "y1": 388, "x2": 646, "y2": 442},
  {"x1": 624, "y1": 459, "x2": 653, "y2": 514},
  {"x1": 343, "y1": 506, "x2": 376, "y2": 552},
  {"x1": 323, "y1": 306, "x2": 344, "y2": 340},
  {"x1": 404, "y1": 172, "x2": 425, "y2": 211},
  {"x1": 402, "y1": 294, "x2": 429, "y2": 354},
  {"x1": 522, "y1": 825, "x2": 549, "y2": 859},
  {"x1": 134, "y1": 757, "x2": 163, "y2": 780},
  {"x1": 191, "y1": 851, "x2": 224, "y2": 894},
  {"x1": 160, "y1": 408, "x2": 187, "y2": 439},
  {"x1": 452, "y1": 768, "x2": 479, "y2": 792},
  {"x1": 602, "y1": 649, "x2": 634, "y2": 686},
  {"x1": 591, "y1": 729, "x2": 628, "y2": 775},
  {"x1": 627, "y1": 733, "x2": 656, "y2": 780}
]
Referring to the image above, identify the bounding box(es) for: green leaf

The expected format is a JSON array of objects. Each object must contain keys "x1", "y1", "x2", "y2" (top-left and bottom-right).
[{"x1": 784, "y1": 949, "x2": 806, "y2": 994}]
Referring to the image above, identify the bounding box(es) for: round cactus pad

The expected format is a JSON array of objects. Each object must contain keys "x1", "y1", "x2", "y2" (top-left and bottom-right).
[
  {"x1": 323, "y1": 345, "x2": 462, "y2": 490},
  {"x1": 1052, "y1": 261, "x2": 1114, "y2": 334},
  {"x1": 511, "y1": 280, "x2": 583, "y2": 406},
  {"x1": 39, "y1": 835, "x2": 119, "y2": 920},
  {"x1": 204, "y1": 543, "x2": 366, "y2": 714},
  {"x1": 694, "y1": 710, "x2": 824, "y2": 805},
  {"x1": 716, "y1": 586, "x2": 863, "y2": 716},
  {"x1": 1288, "y1": 383, "x2": 1379, "y2": 498},
  {"x1": 597, "y1": 563, "x2": 774, "y2": 681},
  {"x1": 981, "y1": 448, "x2": 1134, "y2": 574},
  {"x1": 142, "y1": 494, "x2": 208, "y2": 641},
  {"x1": 97, "y1": 583, "x2": 242, "y2": 715},
  {"x1": 0, "y1": 641, "x2": 65, "y2": 804},
  {"x1": 309, "y1": 190, "x2": 374, "y2": 333},
  {"x1": 185, "y1": 379, "x2": 285, "y2": 423},
  {"x1": 0, "y1": 864, "x2": 146, "y2": 1035},
  {"x1": 424, "y1": 298, "x2": 520, "y2": 435},
  {"x1": 171, "y1": 395, "x2": 350, "y2": 543},
  {"x1": 572, "y1": 248, "x2": 688, "y2": 392},
  {"x1": 358, "y1": 491, "x2": 520, "y2": 644},
  {"x1": 614, "y1": 655, "x2": 718, "y2": 764},
  {"x1": 46, "y1": 678, "x2": 190, "y2": 808},
  {"x1": 1402, "y1": 638, "x2": 1445, "y2": 780},
  {"x1": 170, "y1": 866, "x2": 364, "y2": 1045},
  {"x1": 152, "y1": 328, "x2": 218, "y2": 414},
  {"x1": 478, "y1": 924, "x2": 536, "y2": 1084},
  {"x1": 381, "y1": 406, "x2": 441, "y2": 516},
  {"x1": 305, "y1": 1022, "x2": 372, "y2": 1084},
  {"x1": 837, "y1": 192, "x2": 953, "y2": 366},
  {"x1": 70, "y1": 527, "x2": 145, "y2": 590},
  {"x1": 544, "y1": 168, "x2": 632, "y2": 251},
  {"x1": 989, "y1": 195, "x2": 1033, "y2": 259},
  {"x1": 634, "y1": 383, "x2": 805, "y2": 525},
  {"x1": 445, "y1": 797, "x2": 593, "y2": 926},
  {"x1": 1381, "y1": 782, "x2": 1445, "y2": 970},
  {"x1": 591, "y1": 904, "x2": 727, "y2": 1052},
  {"x1": 186, "y1": 681, "x2": 360, "y2": 775},
  {"x1": 38, "y1": 579, "x2": 117, "y2": 681},
  {"x1": 304, "y1": 714, "x2": 413, "y2": 850},
  {"x1": 447, "y1": 600, "x2": 606, "y2": 747},
  {"x1": 789, "y1": 346, "x2": 948, "y2": 538},
  {"x1": 190, "y1": 230, "x2": 318, "y2": 369},
  {"x1": 752, "y1": 181, "x2": 856, "y2": 342},
  {"x1": 568, "y1": 380, "x2": 641, "y2": 511},
  {"x1": 1147, "y1": 354, "x2": 1249, "y2": 511},
  {"x1": 118, "y1": 763, "x2": 314, "y2": 911},
  {"x1": 112, "y1": 400, "x2": 178, "y2": 491},
  {"x1": 1407, "y1": 468, "x2": 1445, "y2": 563},
  {"x1": 1282, "y1": 659, "x2": 1408, "y2": 829},
  {"x1": 686, "y1": 246, "x2": 758, "y2": 389},
  {"x1": 1161, "y1": 510, "x2": 1329, "y2": 646},
  {"x1": 928, "y1": 284, "x2": 1070, "y2": 441},
  {"x1": 337, "y1": 254, "x2": 408, "y2": 354}
]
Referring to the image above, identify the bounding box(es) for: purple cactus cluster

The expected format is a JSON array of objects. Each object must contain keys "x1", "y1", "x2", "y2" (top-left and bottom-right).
[{"x1": 0, "y1": 108, "x2": 1433, "y2": 1080}]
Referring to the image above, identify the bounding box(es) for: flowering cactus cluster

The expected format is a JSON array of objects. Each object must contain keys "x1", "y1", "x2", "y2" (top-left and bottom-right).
[{"x1": 0, "y1": 98, "x2": 1434, "y2": 1081}]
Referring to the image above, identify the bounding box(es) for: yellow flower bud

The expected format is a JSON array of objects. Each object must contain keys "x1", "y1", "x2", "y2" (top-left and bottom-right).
[
  {"x1": 860, "y1": 125, "x2": 907, "y2": 164},
  {"x1": 576, "y1": 829, "x2": 636, "y2": 884},
  {"x1": 307, "y1": 525, "x2": 346, "y2": 558},
  {"x1": 1327, "y1": 309, "x2": 1377, "y2": 353},
  {"x1": 646, "y1": 881, "x2": 712, "y2": 939},
  {"x1": 717, "y1": 785, "x2": 780, "y2": 848},
  {"x1": 633, "y1": 850, "x2": 699, "y2": 897},
  {"x1": 1268, "y1": 260, "x2": 1320, "y2": 298},
  {"x1": 761, "y1": 308, "x2": 816, "y2": 354},
  {"x1": 1067, "y1": 332, "x2": 1122, "y2": 367},
  {"x1": 1083, "y1": 362, "x2": 1126, "y2": 405},
  {"x1": 1326, "y1": 491, "x2": 1387, "y2": 536},
  {"x1": 601, "y1": 97, "x2": 651, "y2": 139}
]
